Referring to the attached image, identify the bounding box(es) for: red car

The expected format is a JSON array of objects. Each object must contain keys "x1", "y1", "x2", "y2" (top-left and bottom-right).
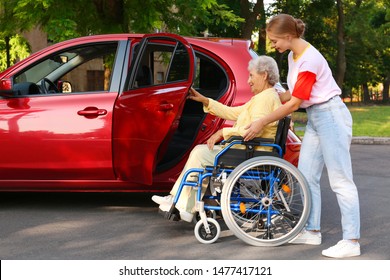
[{"x1": 0, "y1": 33, "x2": 301, "y2": 192}]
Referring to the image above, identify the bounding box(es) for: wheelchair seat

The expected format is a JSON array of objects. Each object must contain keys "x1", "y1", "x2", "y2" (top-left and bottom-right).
[{"x1": 215, "y1": 116, "x2": 291, "y2": 168}]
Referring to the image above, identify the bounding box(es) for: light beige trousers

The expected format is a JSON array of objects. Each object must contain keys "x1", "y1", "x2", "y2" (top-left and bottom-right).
[{"x1": 170, "y1": 144, "x2": 223, "y2": 213}]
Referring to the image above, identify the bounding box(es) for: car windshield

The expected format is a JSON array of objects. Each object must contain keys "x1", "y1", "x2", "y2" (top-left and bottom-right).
[{"x1": 14, "y1": 53, "x2": 77, "y2": 84}]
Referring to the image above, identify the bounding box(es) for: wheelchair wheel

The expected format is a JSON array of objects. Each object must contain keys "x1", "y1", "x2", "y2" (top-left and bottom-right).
[
  {"x1": 194, "y1": 218, "x2": 221, "y2": 244},
  {"x1": 221, "y1": 156, "x2": 311, "y2": 247}
]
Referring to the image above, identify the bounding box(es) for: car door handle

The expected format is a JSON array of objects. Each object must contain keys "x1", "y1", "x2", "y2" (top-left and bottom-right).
[
  {"x1": 159, "y1": 103, "x2": 174, "y2": 111},
  {"x1": 77, "y1": 107, "x2": 107, "y2": 117}
]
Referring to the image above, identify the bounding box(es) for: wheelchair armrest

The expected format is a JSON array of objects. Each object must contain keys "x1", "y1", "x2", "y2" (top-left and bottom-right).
[{"x1": 222, "y1": 136, "x2": 275, "y2": 146}]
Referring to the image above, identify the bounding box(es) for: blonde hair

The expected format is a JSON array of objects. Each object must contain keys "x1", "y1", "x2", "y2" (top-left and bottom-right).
[{"x1": 266, "y1": 14, "x2": 306, "y2": 38}]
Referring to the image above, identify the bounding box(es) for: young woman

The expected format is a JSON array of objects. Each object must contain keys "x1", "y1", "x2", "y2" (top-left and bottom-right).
[{"x1": 244, "y1": 14, "x2": 361, "y2": 258}]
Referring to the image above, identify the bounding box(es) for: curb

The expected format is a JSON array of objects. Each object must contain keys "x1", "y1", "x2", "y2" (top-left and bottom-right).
[{"x1": 352, "y1": 137, "x2": 390, "y2": 145}]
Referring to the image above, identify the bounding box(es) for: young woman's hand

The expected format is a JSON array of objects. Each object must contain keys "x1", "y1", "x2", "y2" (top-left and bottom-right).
[{"x1": 243, "y1": 119, "x2": 265, "y2": 141}]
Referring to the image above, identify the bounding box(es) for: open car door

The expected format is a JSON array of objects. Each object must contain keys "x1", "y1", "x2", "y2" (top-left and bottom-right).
[{"x1": 113, "y1": 33, "x2": 195, "y2": 185}]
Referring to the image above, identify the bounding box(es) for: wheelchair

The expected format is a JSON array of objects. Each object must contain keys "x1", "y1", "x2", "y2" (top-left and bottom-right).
[{"x1": 162, "y1": 116, "x2": 311, "y2": 246}]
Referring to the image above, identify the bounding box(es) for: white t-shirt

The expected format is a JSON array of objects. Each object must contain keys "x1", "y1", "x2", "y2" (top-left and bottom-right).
[{"x1": 287, "y1": 44, "x2": 341, "y2": 108}]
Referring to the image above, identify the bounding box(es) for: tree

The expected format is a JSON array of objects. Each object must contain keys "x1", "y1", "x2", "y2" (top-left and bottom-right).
[
  {"x1": 240, "y1": 0, "x2": 264, "y2": 40},
  {"x1": 1, "y1": 0, "x2": 243, "y2": 38},
  {"x1": 371, "y1": 1, "x2": 390, "y2": 104},
  {"x1": 335, "y1": 0, "x2": 346, "y2": 89},
  {"x1": 0, "y1": 0, "x2": 243, "y2": 71},
  {"x1": 239, "y1": 0, "x2": 266, "y2": 54},
  {"x1": 343, "y1": 0, "x2": 389, "y2": 103},
  {"x1": 0, "y1": 0, "x2": 31, "y2": 68}
]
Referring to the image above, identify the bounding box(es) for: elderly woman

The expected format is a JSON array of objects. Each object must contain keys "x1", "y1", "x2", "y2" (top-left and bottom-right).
[{"x1": 152, "y1": 55, "x2": 282, "y2": 222}]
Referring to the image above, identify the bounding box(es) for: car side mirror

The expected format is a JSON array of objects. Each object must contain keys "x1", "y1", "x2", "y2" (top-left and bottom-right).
[
  {"x1": 0, "y1": 78, "x2": 14, "y2": 97},
  {"x1": 58, "y1": 81, "x2": 73, "y2": 93}
]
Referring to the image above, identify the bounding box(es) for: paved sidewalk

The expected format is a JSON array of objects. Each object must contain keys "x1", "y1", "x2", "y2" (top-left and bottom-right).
[{"x1": 352, "y1": 137, "x2": 390, "y2": 145}]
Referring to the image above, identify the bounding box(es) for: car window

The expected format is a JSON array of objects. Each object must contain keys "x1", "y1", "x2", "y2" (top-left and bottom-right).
[
  {"x1": 13, "y1": 42, "x2": 118, "y2": 95},
  {"x1": 131, "y1": 41, "x2": 190, "y2": 88},
  {"x1": 192, "y1": 53, "x2": 227, "y2": 100}
]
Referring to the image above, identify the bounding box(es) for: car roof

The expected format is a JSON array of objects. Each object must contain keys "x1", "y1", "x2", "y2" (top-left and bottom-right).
[{"x1": 59, "y1": 33, "x2": 252, "y2": 46}]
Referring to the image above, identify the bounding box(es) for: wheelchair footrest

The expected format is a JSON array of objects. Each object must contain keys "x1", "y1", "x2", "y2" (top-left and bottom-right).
[{"x1": 158, "y1": 206, "x2": 180, "y2": 222}]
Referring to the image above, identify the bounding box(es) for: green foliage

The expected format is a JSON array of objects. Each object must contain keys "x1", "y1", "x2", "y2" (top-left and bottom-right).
[
  {"x1": 45, "y1": 19, "x2": 78, "y2": 43},
  {"x1": 190, "y1": 0, "x2": 244, "y2": 37},
  {"x1": 0, "y1": 0, "x2": 243, "y2": 40},
  {"x1": 0, "y1": 0, "x2": 243, "y2": 70},
  {"x1": 0, "y1": 35, "x2": 30, "y2": 70},
  {"x1": 0, "y1": 0, "x2": 243, "y2": 72},
  {"x1": 123, "y1": 0, "x2": 243, "y2": 35},
  {"x1": 344, "y1": 1, "x2": 384, "y2": 87}
]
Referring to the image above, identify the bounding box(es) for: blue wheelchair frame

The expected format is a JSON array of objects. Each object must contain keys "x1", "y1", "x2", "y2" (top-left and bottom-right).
[{"x1": 164, "y1": 137, "x2": 284, "y2": 222}]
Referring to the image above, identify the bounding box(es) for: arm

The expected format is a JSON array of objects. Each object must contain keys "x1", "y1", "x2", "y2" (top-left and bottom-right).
[
  {"x1": 188, "y1": 88, "x2": 235, "y2": 150},
  {"x1": 274, "y1": 83, "x2": 291, "y2": 103},
  {"x1": 243, "y1": 96, "x2": 303, "y2": 141},
  {"x1": 279, "y1": 90, "x2": 291, "y2": 103},
  {"x1": 188, "y1": 87, "x2": 242, "y2": 120},
  {"x1": 206, "y1": 129, "x2": 223, "y2": 150}
]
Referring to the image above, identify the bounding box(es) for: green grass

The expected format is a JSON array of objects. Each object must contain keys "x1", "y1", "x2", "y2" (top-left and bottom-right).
[{"x1": 292, "y1": 105, "x2": 390, "y2": 137}]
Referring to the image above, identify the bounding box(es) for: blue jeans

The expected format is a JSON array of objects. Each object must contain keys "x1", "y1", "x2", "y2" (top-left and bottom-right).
[{"x1": 299, "y1": 96, "x2": 360, "y2": 240}]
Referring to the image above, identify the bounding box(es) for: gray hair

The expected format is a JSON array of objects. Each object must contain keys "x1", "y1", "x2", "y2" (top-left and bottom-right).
[{"x1": 248, "y1": 55, "x2": 280, "y2": 86}]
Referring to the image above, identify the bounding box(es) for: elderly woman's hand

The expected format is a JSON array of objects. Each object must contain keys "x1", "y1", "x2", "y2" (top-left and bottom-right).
[
  {"x1": 188, "y1": 87, "x2": 209, "y2": 106},
  {"x1": 207, "y1": 130, "x2": 223, "y2": 150}
]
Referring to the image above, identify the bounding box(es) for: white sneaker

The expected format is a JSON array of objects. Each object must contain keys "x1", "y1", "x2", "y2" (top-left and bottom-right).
[
  {"x1": 289, "y1": 229, "x2": 322, "y2": 245},
  {"x1": 179, "y1": 211, "x2": 194, "y2": 223},
  {"x1": 158, "y1": 202, "x2": 173, "y2": 212},
  {"x1": 152, "y1": 195, "x2": 173, "y2": 205},
  {"x1": 322, "y1": 240, "x2": 361, "y2": 258}
]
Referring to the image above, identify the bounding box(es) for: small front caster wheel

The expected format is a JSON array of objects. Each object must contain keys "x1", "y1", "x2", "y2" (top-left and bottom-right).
[
  {"x1": 194, "y1": 218, "x2": 220, "y2": 244},
  {"x1": 194, "y1": 209, "x2": 217, "y2": 223}
]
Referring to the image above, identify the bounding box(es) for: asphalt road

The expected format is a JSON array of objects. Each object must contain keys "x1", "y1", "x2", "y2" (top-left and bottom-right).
[{"x1": 0, "y1": 144, "x2": 389, "y2": 260}]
